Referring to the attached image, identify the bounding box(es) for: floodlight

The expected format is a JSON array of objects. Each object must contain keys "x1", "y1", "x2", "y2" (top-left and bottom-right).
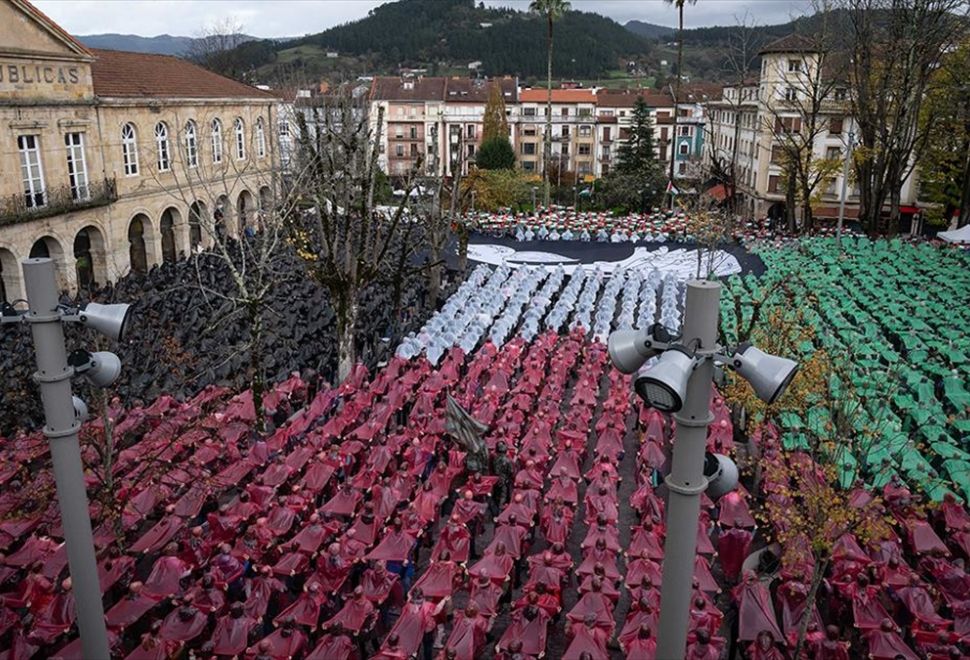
[
  {"x1": 607, "y1": 324, "x2": 678, "y2": 374},
  {"x1": 732, "y1": 343, "x2": 799, "y2": 404},
  {"x1": 72, "y1": 396, "x2": 89, "y2": 422},
  {"x1": 78, "y1": 302, "x2": 132, "y2": 342},
  {"x1": 608, "y1": 329, "x2": 660, "y2": 374},
  {"x1": 634, "y1": 346, "x2": 695, "y2": 412},
  {"x1": 69, "y1": 350, "x2": 122, "y2": 388},
  {"x1": 704, "y1": 452, "x2": 739, "y2": 498}
]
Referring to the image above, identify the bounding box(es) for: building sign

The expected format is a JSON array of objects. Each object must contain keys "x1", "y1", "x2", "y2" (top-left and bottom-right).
[{"x1": 0, "y1": 62, "x2": 80, "y2": 85}]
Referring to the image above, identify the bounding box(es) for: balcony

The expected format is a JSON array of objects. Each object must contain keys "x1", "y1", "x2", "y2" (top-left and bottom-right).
[{"x1": 0, "y1": 178, "x2": 117, "y2": 227}]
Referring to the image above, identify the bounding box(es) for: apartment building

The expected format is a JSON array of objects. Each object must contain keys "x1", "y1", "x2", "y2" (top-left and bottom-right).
[
  {"x1": 706, "y1": 34, "x2": 918, "y2": 220},
  {"x1": 0, "y1": 0, "x2": 279, "y2": 300}
]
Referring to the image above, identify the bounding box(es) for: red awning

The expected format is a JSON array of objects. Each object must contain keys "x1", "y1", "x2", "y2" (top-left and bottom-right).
[
  {"x1": 899, "y1": 205, "x2": 920, "y2": 214},
  {"x1": 705, "y1": 184, "x2": 728, "y2": 201}
]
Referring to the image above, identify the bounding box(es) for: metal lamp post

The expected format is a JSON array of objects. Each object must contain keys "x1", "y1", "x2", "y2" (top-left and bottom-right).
[
  {"x1": 605, "y1": 278, "x2": 799, "y2": 659},
  {"x1": 836, "y1": 130, "x2": 855, "y2": 250},
  {"x1": 1, "y1": 258, "x2": 131, "y2": 660},
  {"x1": 655, "y1": 280, "x2": 720, "y2": 659}
]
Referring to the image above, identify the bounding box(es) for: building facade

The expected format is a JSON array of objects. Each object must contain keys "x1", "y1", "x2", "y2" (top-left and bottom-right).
[
  {"x1": 367, "y1": 77, "x2": 707, "y2": 186},
  {"x1": 0, "y1": 0, "x2": 279, "y2": 301},
  {"x1": 706, "y1": 35, "x2": 918, "y2": 220}
]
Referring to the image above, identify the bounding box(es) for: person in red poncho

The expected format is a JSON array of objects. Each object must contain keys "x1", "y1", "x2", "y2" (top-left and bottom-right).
[
  {"x1": 864, "y1": 618, "x2": 920, "y2": 659},
  {"x1": 817, "y1": 625, "x2": 850, "y2": 660},
  {"x1": 441, "y1": 602, "x2": 489, "y2": 660},
  {"x1": 563, "y1": 612, "x2": 610, "y2": 660},
  {"x1": 158, "y1": 598, "x2": 207, "y2": 644},
  {"x1": 685, "y1": 629, "x2": 724, "y2": 660},
  {"x1": 210, "y1": 601, "x2": 258, "y2": 657},
  {"x1": 432, "y1": 515, "x2": 472, "y2": 563},
  {"x1": 385, "y1": 588, "x2": 448, "y2": 660},
  {"x1": 497, "y1": 604, "x2": 549, "y2": 657},
  {"x1": 747, "y1": 629, "x2": 786, "y2": 660},
  {"x1": 274, "y1": 580, "x2": 327, "y2": 629},
  {"x1": 250, "y1": 616, "x2": 308, "y2": 658}
]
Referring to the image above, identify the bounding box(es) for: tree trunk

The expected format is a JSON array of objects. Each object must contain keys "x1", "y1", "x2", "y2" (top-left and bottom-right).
[
  {"x1": 801, "y1": 182, "x2": 814, "y2": 235},
  {"x1": 544, "y1": 14, "x2": 553, "y2": 208},
  {"x1": 786, "y1": 176, "x2": 798, "y2": 234},
  {"x1": 248, "y1": 301, "x2": 265, "y2": 434},
  {"x1": 336, "y1": 294, "x2": 359, "y2": 383},
  {"x1": 794, "y1": 557, "x2": 829, "y2": 658},
  {"x1": 429, "y1": 244, "x2": 442, "y2": 309},
  {"x1": 888, "y1": 182, "x2": 902, "y2": 236},
  {"x1": 669, "y1": 3, "x2": 684, "y2": 209},
  {"x1": 458, "y1": 227, "x2": 469, "y2": 274},
  {"x1": 958, "y1": 137, "x2": 970, "y2": 227}
]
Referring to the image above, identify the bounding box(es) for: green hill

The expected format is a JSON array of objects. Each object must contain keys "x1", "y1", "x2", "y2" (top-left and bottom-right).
[{"x1": 234, "y1": 0, "x2": 652, "y2": 84}]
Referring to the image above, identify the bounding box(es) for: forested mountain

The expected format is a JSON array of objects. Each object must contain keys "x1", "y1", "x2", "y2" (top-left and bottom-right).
[
  {"x1": 77, "y1": 33, "x2": 258, "y2": 56},
  {"x1": 221, "y1": 0, "x2": 651, "y2": 84},
  {"x1": 624, "y1": 20, "x2": 676, "y2": 40}
]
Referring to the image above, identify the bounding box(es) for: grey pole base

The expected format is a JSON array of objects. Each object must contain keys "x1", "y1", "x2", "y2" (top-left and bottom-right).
[
  {"x1": 655, "y1": 279, "x2": 721, "y2": 659},
  {"x1": 22, "y1": 258, "x2": 111, "y2": 659}
]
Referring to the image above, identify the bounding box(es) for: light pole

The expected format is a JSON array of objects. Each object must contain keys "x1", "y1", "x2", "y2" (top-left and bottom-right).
[
  {"x1": 531, "y1": 186, "x2": 538, "y2": 212},
  {"x1": 2, "y1": 258, "x2": 131, "y2": 660},
  {"x1": 836, "y1": 130, "x2": 856, "y2": 250},
  {"x1": 606, "y1": 280, "x2": 798, "y2": 659}
]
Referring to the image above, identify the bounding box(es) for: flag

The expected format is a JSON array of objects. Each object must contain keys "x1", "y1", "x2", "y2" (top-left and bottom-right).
[
  {"x1": 445, "y1": 395, "x2": 490, "y2": 473},
  {"x1": 666, "y1": 181, "x2": 680, "y2": 196}
]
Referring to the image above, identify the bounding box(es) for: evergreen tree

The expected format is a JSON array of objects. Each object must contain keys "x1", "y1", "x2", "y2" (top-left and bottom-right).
[
  {"x1": 476, "y1": 136, "x2": 516, "y2": 170},
  {"x1": 482, "y1": 83, "x2": 509, "y2": 142},
  {"x1": 615, "y1": 96, "x2": 659, "y2": 177}
]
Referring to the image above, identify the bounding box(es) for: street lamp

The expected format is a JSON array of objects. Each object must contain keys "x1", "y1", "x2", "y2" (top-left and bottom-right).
[
  {"x1": 607, "y1": 280, "x2": 798, "y2": 659},
  {"x1": 836, "y1": 130, "x2": 856, "y2": 250},
  {"x1": 1, "y1": 258, "x2": 131, "y2": 660}
]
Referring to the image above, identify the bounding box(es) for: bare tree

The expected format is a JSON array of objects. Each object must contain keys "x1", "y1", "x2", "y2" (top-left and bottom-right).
[
  {"x1": 760, "y1": 3, "x2": 846, "y2": 234},
  {"x1": 188, "y1": 17, "x2": 251, "y2": 79},
  {"x1": 709, "y1": 13, "x2": 761, "y2": 214},
  {"x1": 293, "y1": 91, "x2": 417, "y2": 381},
  {"x1": 149, "y1": 105, "x2": 299, "y2": 432},
  {"x1": 841, "y1": 0, "x2": 968, "y2": 233}
]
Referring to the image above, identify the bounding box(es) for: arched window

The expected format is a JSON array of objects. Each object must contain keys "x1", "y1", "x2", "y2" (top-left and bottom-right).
[
  {"x1": 184, "y1": 120, "x2": 198, "y2": 168},
  {"x1": 255, "y1": 117, "x2": 266, "y2": 158},
  {"x1": 154, "y1": 122, "x2": 170, "y2": 172},
  {"x1": 210, "y1": 118, "x2": 223, "y2": 164},
  {"x1": 121, "y1": 122, "x2": 139, "y2": 176},
  {"x1": 234, "y1": 117, "x2": 245, "y2": 160}
]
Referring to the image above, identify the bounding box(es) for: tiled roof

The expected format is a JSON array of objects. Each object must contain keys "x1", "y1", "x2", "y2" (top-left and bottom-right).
[
  {"x1": 369, "y1": 76, "x2": 447, "y2": 101},
  {"x1": 595, "y1": 90, "x2": 674, "y2": 108},
  {"x1": 90, "y1": 49, "x2": 274, "y2": 99},
  {"x1": 519, "y1": 88, "x2": 596, "y2": 103},
  {"x1": 759, "y1": 34, "x2": 817, "y2": 55},
  {"x1": 445, "y1": 77, "x2": 518, "y2": 103}
]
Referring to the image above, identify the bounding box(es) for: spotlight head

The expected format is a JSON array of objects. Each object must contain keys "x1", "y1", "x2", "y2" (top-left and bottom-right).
[
  {"x1": 633, "y1": 346, "x2": 694, "y2": 412},
  {"x1": 79, "y1": 302, "x2": 132, "y2": 342},
  {"x1": 68, "y1": 350, "x2": 122, "y2": 388},
  {"x1": 732, "y1": 343, "x2": 799, "y2": 404},
  {"x1": 72, "y1": 396, "x2": 89, "y2": 423},
  {"x1": 704, "y1": 452, "x2": 739, "y2": 498},
  {"x1": 607, "y1": 329, "x2": 660, "y2": 374}
]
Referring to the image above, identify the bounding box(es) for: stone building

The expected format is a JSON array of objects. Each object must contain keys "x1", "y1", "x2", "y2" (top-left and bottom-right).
[{"x1": 0, "y1": 0, "x2": 279, "y2": 301}]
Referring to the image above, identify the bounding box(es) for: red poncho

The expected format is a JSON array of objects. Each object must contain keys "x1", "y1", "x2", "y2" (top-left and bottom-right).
[
  {"x1": 142, "y1": 555, "x2": 189, "y2": 600},
  {"x1": 469, "y1": 552, "x2": 514, "y2": 585},
  {"x1": 210, "y1": 613, "x2": 257, "y2": 656},
  {"x1": 253, "y1": 627, "x2": 308, "y2": 659},
  {"x1": 159, "y1": 606, "x2": 207, "y2": 643},
  {"x1": 306, "y1": 632, "x2": 356, "y2": 660},
  {"x1": 105, "y1": 594, "x2": 155, "y2": 630},
  {"x1": 734, "y1": 576, "x2": 784, "y2": 642},
  {"x1": 497, "y1": 609, "x2": 550, "y2": 656},
  {"x1": 411, "y1": 561, "x2": 461, "y2": 600},
  {"x1": 360, "y1": 566, "x2": 400, "y2": 605},
  {"x1": 387, "y1": 600, "x2": 438, "y2": 656},
  {"x1": 718, "y1": 491, "x2": 756, "y2": 528},
  {"x1": 717, "y1": 527, "x2": 753, "y2": 581},
  {"x1": 275, "y1": 587, "x2": 326, "y2": 628},
  {"x1": 566, "y1": 592, "x2": 614, "y2": 635},
  {"x1": 431, "y1": 523, "x2": 472, "y2": 563},
  {"x1": 864, "y1": 626, "x2": 919, "y2": 660},
  {"x1": 243, "y1": 574, "x2": 285, "y2": 619},
  {"x1": 563, "y1": 624, "x2": 609, "y2": 660},
  {"x1": 323, "y1": 594, "x2": 375, "y2": 633},
  {"x1": 367, "y1": 528, "x2": 417, "y2": 563},
  {"x1": 443, "y1": 611, "x2": 490, "y2": 660}
]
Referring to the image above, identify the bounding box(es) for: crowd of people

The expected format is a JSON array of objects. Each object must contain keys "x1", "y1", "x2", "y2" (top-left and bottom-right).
[
  {"x1": 468, "y1": 208, "x2": 693, "y2": 244},
  {"x1": 0, "y1": 239, "x2": 436, "y2": 435}
]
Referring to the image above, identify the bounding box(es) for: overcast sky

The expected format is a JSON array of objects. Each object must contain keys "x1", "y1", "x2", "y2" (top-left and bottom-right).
[{"x1": 34, "y1": 0, "x2": 812, "y2": 39}]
